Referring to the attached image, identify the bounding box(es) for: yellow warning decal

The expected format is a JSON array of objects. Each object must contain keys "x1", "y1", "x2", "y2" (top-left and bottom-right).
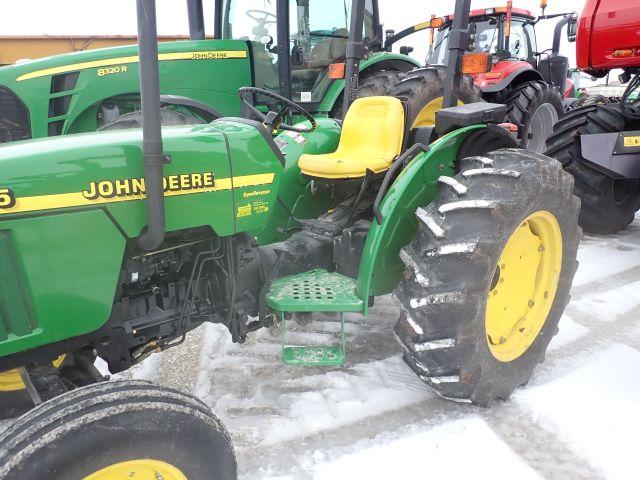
[
  {"x1": 623, "y1": 136, "x2": 640, "y2": 147},
  {"x1": 0, "y1": 172, "x2": 274, "y2": 215},
  {"x1": 237, "y1": 204, "x2": 252, "y2": 217},
  {"x1": 16, "y1": 50, "x2": 248, "y2": 81}
]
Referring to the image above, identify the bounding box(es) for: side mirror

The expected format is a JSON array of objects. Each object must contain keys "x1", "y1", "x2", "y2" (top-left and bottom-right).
[{"x1": 567, "y1": 17, "x2": 577, "y2": 42}]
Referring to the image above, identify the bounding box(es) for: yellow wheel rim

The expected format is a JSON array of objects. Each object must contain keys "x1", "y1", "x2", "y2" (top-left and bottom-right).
[
  {"x1": 412, "y1": 96, "x2": 463, "y2": 128},
  {"x1": 83, "y1": 460, "x2": 188, "y2": 480},
  {"x1": 0, "y1": 355, "x2": 65, "y2": 392},
  {"x1": 485, "y1": 211, "x2": 563, "y2": 362}
]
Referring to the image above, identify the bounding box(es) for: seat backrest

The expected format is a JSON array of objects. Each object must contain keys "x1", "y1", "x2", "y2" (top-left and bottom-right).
[{"x1": 336, "y1": 96, "x2": 405, "y2": 161}]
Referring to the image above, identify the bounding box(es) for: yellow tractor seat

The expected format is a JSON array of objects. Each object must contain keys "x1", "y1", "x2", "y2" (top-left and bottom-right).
[{"x1": 299, "y1": 96, "x2": 405, "y2": 180}]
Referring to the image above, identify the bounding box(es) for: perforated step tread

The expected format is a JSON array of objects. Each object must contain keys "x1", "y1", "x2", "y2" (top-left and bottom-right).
[{"x1": 267, "y1": 269, "x2": 364, "y2": 313}]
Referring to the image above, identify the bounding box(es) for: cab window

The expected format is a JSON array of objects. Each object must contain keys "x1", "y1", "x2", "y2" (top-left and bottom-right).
[{"x1": 289, "y1": 0, "x2": 375, "y2": 103}]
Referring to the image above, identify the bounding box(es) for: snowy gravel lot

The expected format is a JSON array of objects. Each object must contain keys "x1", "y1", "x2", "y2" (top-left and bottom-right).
[{"x1": 3, "y1": 217, "x2": 639, "y2": 479}]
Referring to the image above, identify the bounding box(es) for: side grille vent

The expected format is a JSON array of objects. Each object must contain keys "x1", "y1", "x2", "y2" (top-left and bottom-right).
[
  {"x1": 0, "y1": 231, "x2": 37, "y2": 341},
  {"x1": 50, "y1": 72, "x2": 79, "y2": 94},
  {"x1": 0, "y1": 86, "x2": 31, "y2": 144}
]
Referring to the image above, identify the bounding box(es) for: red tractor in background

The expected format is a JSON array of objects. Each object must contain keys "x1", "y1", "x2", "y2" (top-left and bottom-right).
[
  {"x1": 386, "y1": 2, "x2": 576, "y2": 153},
  {"x1": 546, "y1": 0, "x2": 640, "y2": 234}
]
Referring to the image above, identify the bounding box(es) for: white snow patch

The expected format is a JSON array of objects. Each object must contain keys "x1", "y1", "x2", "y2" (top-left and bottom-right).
[
  {"x1": 516, "y1": 344, "x2": 640, "y2": 480},
  {"x1": 312, "y1": 417, "x2": 541, "y2": 480},
  {"x1": 568, "y1": 278, "x2": 640, "y2": 322},
  {"x1": 547, "y1": 314, "x2": 589, "y2": 351},
  {"x1": 573, "y1": 230, "x2": 640, "y2": 287},
  {"x1": 260, "y1": 355, "x2": 432, "y2": 446}
]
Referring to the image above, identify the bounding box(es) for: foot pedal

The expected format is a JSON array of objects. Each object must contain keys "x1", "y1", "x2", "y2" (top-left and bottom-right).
[{"x1": 281, "y1": 313, "x2": 346, "y2": 366}]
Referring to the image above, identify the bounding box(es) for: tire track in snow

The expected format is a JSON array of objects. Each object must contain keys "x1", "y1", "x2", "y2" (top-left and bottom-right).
[{"x1": 482, "y1": 403, "x2": 607, "y2": 480}]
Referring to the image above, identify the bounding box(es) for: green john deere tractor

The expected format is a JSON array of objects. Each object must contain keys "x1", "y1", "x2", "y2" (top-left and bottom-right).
[
  {"x1": 0, "y1": 0, "x2": 419, "y2": 144},
  {"x1": 0, "y1": 0, "x2": 580, "y2": 478}
]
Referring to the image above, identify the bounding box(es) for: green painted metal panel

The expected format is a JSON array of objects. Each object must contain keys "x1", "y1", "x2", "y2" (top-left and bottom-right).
[
  {"x1": 251, "y1": 118, "x2": 341, "y2": 245},
  {"x1": 0, "y1": 39, "x2": 253, "y2": 139},
  {"x1": 356, "y1": 125, "x2": 486, "y2": 310},
  {"x1": 0, "y1": 210, "x2": 125, "y2": 356},
  {"x1": 0, "y1": 231, "x2": 35, "y2": 341}
]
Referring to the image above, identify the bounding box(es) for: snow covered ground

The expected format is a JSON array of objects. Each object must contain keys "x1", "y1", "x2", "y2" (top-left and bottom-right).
[{"x1": 4, "y1": 217, "x2": 640, "y2": 479}]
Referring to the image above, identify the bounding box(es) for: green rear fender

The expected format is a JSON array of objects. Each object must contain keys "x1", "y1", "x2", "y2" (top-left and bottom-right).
[{"x1": 356, "y1": 125, "x2": 486, "y2": 311}]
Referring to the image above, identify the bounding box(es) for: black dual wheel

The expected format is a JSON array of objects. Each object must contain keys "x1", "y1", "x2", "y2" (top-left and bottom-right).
[
  {"x1": 0, "y1": 381, "x2": 237, "y2": 480},
  {"x1": 546, "y1": 103, "x2": 640, "y2": 234},
  {"x1": 503, "y1": 81, "x2": 564, "y2": 153},
  {"x1": 394, "y1": 149, "x2": 580, "y2": 406},
  {"x1": 388, "y1": 67, "x2": 482, "y2": 129}
]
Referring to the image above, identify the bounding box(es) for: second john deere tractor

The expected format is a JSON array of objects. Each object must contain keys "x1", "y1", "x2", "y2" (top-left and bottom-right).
[
  {"x1": 0, "y1": 0, "x2": 580, "y2": 477},
  {"x1": 0, "y1": 0, "x2": 419, "y2": 144}
]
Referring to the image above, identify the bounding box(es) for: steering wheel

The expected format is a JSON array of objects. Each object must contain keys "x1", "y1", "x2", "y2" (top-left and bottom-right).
[
  {"x1": 238, "y1": 87, "x2": 317, "y2": 134},
  {"x1": 246, "y1": 9, "x2": 277, "y2": 24}
]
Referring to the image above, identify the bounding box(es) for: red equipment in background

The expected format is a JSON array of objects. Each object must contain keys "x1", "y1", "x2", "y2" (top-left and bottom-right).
[{"x1": 546, "y1": 0, "x2": 640, "y2": 234}]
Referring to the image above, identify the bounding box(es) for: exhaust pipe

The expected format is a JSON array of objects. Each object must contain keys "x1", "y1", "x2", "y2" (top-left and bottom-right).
[
  {"x1": 187, "y1": 0, "x2": 205, "y2": 40},
  {"x1": 136, "y1": 0, "x2": 167, "y2": 251}
]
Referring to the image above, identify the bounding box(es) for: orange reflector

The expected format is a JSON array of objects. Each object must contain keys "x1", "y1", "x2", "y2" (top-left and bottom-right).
[
  {"x1": 540, "y1": 0, "x2": 548, "y2": 9},
  {"x1": 431, "y1": 17, "x2": 444, "y2": 28},
  {"x1": 484, "y1": 72, "x2": 503, "y2": 79},
  {"x1": 328, "y1": 63, "x2": 346, "y2": 79},
  {"x1": 613, "y1": 49, "x2": 634, "y2": 58},
  {"x1": 461, "y1": 53, "x2": 490, "y2": 74}
]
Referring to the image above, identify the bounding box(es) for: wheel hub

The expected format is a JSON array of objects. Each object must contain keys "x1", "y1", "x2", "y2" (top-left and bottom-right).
[
  {"x1": 0, "y1": 355, "x2": 65, "y2": 392},
  {"x1": 485, "y1": 211, "x2": 563, "y2": 362},
  {"x1": 83, "y1": 460, "x2": 187, "y2": 480},
  {"x1": 527, "y1": 103, "x2": 558, "y2": 153}
]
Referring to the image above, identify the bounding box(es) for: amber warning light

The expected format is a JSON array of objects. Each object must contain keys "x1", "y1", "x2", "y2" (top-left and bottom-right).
[
  {"x1": 461, "y1": 53, "x2": 491, "y2": 74},
  {"x1": 329, "y1": 63, "x2": 346, "y2": 79}
]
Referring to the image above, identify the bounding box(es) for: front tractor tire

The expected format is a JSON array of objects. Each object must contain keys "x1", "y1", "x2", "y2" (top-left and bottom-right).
[
  {"x1": 0, "y1": 381, "x2": 237, "y2": 480},
  {"x1": 546, "y1": 103, "x2": 640, "y2": 234},
  {"x1": 394, "y1": 149, "x2": 580, "y2": 406},
  {"x1": 389, "y1": 67, "x2": 483, "y2": 128},
  {"x1": 504, "y1": 81, "x2": 564, "y2": 153}
]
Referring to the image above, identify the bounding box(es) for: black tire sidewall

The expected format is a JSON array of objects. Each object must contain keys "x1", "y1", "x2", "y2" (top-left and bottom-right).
[{"x1": 5, "y1": 406, "x2": 235, "y2": 480}]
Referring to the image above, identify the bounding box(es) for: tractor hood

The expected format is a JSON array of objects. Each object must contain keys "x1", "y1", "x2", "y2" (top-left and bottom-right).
[
  {"x1": 0, "y1": 39, "x2": 251, "y2": 93},
  {"x1": 0, "y1": 39, "x2": 253, "y2": 142}
]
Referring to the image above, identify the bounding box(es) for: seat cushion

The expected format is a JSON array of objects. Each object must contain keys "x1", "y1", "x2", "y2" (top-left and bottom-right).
[{"x1": 299, "y1": 96, "x2": 405, "y2": 179}]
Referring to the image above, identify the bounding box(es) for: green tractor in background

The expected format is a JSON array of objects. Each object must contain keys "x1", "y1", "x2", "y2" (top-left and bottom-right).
[
  {"x1": 0, "y1": 0, "x2": 419, "y2": 144},
  {"x1": 0, "y1": 0, "x2": 580, "y2": 478}
]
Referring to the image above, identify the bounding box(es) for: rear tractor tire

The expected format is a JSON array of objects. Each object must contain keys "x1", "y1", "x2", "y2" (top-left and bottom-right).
[
  {"x1": 0, "y1": 381, "x2": 237, "y2": 480},
  {"x1": 503, "y1": 80, "x2": 564, "y2": 153},
  {"x1": 388, "y1": 67, "x2": 483, "y2": 128},
  {"x1": 546, "y1": 103, "x2": 640, "y2": 234},
  {"x1": 394, "y1": 149, "x2": 580, "y2": 406},
  {"x1": 330, "y1": 69, "x2": 403, "y2": 118}
]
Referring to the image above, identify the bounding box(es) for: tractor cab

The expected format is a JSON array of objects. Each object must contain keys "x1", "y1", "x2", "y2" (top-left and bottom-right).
[
  {"x1": 215, "y1": 0, "x2": 382, "y2": 105},
  {"x1": 425, "y1": 4, "x2": 576, "y2": 96},
  {"x1": 428, "y1": 8, "x2": 538, "y2": 72}
]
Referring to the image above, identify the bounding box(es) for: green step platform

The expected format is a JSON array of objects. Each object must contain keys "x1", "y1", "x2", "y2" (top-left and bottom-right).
[{"x1": 266, "y1": 269, "x2": 364, "y2": 366}]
